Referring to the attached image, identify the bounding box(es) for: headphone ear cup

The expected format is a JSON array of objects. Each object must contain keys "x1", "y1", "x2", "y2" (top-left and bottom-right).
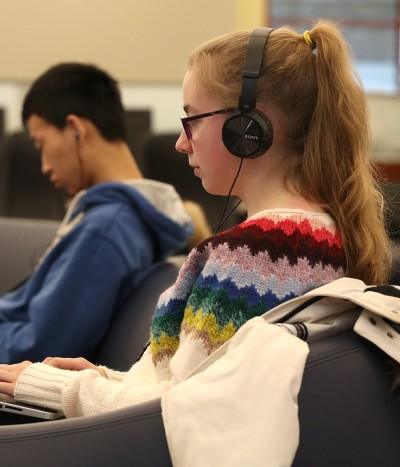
[{"x1": 222, "y1": 110, "x2": 273, "y2": 159}]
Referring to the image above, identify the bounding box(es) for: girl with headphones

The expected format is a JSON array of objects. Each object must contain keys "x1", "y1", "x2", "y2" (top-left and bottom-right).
[{"x1": 0, "y1": 20, "x2": 392, "y2": 446}]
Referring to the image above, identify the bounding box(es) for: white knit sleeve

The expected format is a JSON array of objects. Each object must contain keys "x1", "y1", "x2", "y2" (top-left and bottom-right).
[{"x1": 14, "y1": 349, "x2": 172, "y2": 418}]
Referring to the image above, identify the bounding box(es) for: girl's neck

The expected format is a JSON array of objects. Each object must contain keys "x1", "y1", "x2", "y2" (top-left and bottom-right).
[
  {"x1": 237, "y1": 156, "x2": 323, "y2": 217},
  {"x1": 244, "y1": 193, "x2": 324, "y2": 218}
]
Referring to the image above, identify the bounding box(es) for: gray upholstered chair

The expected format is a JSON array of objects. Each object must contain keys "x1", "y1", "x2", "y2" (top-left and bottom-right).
[
  {"x1": 0, "y1": 132, "x2": 67, "y2": 220},
  {"x1": 139, "y1": 133, "x2": 245, "y2": 231},
  {"x1": 0, "y1": 216, "x2": 59, "y2": 293}
]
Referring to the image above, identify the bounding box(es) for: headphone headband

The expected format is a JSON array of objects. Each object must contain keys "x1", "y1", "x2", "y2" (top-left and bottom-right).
[
  {"x1": 222, "y1": 27, "x2": 275, "y2": 159},
  {"x1": 239, "y1": 28, "x2": 274, "y2": 112}
]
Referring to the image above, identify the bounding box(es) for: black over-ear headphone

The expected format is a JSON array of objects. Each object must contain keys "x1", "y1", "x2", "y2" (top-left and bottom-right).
[{"x1": 222, "y1": 27, "x2": 274, "y2": 159}]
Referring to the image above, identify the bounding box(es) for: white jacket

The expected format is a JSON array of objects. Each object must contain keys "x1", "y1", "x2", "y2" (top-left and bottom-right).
[{"x1": 162, "y1": 278, "x2": 400, "y2": 467}]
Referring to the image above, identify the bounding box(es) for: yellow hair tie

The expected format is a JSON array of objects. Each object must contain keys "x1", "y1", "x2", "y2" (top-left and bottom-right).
[{"x1": 303, "y1": 31, "x2": 316, "y2": 50}]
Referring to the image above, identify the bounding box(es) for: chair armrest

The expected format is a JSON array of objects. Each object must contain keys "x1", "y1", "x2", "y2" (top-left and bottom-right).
[{"x1": 0, "y1": 398, "x2": 172, "y2": 467}]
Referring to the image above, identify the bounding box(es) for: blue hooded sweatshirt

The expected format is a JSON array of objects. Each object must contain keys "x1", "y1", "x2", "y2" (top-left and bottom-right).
[{"x1": 0, "y1": 180, "x2": 192, "y2": 363}]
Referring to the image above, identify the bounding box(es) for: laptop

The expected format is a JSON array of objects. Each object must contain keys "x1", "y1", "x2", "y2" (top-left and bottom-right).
[{"x1": 0, "y1": 393, "x2": 64, "y2": 420}]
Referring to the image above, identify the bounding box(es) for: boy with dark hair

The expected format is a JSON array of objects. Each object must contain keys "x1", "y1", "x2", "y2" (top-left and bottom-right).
[
  {"x1": 22, "y1": 62, "x2": 127, "y2": 142},
  {"x1": 0, "y1": 62, "x2": 192, "y2": 363}
]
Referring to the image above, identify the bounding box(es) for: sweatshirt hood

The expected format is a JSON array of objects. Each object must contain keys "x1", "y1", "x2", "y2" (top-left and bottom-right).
[{"x1": 61, "y1": 180, "x2": 193, "y2": 259}]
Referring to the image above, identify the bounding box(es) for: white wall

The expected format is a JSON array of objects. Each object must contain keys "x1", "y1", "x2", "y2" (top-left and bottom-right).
[
  {"x1": 120, "y1": 84, "x2": 183, "y2": 133},
  {"x1": 0, "y1": 82, "x2": 28, "y2": 132},
  {"x1": 0, "y1": 81, "x2": 183, "y2": 134}
]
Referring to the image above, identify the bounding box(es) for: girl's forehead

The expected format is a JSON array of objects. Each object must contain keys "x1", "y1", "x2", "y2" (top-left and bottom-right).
[{"x1": 182, "y1": 69, "x2": 220, "y2": 113}]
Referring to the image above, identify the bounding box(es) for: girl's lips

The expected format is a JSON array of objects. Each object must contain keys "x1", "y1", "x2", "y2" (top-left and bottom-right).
[{"x1": 190, "y1": 166, "x2": 200, "y2": 177}]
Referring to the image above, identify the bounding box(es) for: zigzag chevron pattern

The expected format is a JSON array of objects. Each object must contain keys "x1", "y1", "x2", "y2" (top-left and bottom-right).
[{"x1": 151, "y1": 210, "x2": 345, "y2": 364}]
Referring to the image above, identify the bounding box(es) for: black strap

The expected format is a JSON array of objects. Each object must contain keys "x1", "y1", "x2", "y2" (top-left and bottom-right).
[{"x1": 365, "y1": 285, "x2": 400, "y2": 298}]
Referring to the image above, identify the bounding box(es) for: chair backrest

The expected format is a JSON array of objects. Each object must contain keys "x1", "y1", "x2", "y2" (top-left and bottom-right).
[
  {"x1": 139, "y1": 133, "x2": 245, "y2": 231},
  {"x1": 0, "y1": 132, "x2": 67, "y2": 220},
  {"x1": 293, "y1": 331, "x2": 400, "y2": 466},
  {"x1": 0, "y1": 216, "x2": 59, "y2": 293},
  {"x1": 91, "y1": 256, "x2": 185, "y2": 370}
]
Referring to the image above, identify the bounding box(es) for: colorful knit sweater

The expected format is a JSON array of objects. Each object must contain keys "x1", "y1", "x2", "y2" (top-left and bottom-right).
[
  {"x1": 14, "y1": 209, "x2": 346, "y2": 417},
  {"x1": 150, "y1": 209, "x2": 345, "y2": 380}
]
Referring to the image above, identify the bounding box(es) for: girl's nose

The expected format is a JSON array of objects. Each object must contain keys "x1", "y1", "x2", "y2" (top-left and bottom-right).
[{"x1": 175, "y1": 130, "x2": 192, "y2": 154}]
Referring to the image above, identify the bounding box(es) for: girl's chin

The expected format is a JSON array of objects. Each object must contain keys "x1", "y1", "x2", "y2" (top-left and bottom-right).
[{"x1": 201, "y1": 182, "x2": 228, "y2": 197}]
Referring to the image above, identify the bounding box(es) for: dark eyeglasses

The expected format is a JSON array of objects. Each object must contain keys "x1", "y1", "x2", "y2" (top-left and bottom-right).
[{"x1": 180, "y1": 108, "x2": 236, "y2": 140}]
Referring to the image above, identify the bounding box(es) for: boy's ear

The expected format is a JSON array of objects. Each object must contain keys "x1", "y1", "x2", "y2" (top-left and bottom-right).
[{"x1": 66, "y1": 114, "x2": 84, "y2": 141}]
